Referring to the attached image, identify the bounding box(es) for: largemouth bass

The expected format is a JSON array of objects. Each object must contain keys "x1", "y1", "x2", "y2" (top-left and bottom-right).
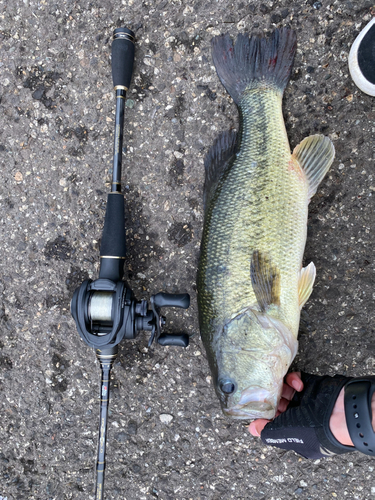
[{"x1": 197, "y1": 29, "x2": 335, "y2": 420}]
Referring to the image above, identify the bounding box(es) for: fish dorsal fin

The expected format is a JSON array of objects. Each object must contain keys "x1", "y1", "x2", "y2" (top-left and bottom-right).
[
  {"x1": 204, "y1": 129, "x2": 237, "y2": 210},
  {"x1": 298, "y1": 262, "x2": 316, "y2": 310},
  {"x1": 292, "y1": 134, "x2": 335, "y2": 200},
  {"x1": 250, "y1": 251, "x2": 280, "y2": 312}
]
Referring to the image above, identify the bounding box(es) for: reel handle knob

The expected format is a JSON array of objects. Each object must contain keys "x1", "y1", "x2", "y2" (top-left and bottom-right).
[
  {"x1": 112, "y1": 27, "x2": 135, "y2": 90},
  {"x1": 153, "y1": 293, "x2": 190, "y2": 309},
  {"x1": 157, "y1": 333, "x2": 189, "y2": 348}
]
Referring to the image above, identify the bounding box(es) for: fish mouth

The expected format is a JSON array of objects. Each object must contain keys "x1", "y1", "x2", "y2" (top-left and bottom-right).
[
  {"x1": 223, "y1": 401, "x2": 275, "y2": 420},
  {"x1": 222, "y1": 386, "x2": 277, "y2": 420}
]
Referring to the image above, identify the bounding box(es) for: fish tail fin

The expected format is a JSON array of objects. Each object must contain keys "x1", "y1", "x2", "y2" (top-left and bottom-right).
[{"x1": 212, "y1": 29, "x2": 297, "y2": 105}]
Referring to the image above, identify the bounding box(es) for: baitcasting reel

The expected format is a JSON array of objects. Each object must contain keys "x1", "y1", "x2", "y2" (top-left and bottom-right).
[
  {"x1": 71, "y1": 279, "x2": 190, "y2": 349},
  {"x1": 70, "y1": 26, "x2": 190, "y2": 499}
]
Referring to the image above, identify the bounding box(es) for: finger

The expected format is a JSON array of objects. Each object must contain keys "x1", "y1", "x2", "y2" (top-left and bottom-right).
[
  {"x1": 277, "y1": 396, "x2": 290, "y2": 414},
  {"x1": 285, "y1": 371, "x2": 303, "y2": 392},
  {"x1": 281, "y1": 383, "x2": 295, "y2": 402},
  {"x1": 248, "y1": 418, "x2": 270, "y2": 437},
  {"x1": 281, "y1": 372, "x2": 303, "y2": 401}
]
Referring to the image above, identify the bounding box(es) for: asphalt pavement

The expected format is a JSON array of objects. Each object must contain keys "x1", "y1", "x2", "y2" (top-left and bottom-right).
[{"x1": 1, "y1": 0, "x2": 375, "y2": 499}]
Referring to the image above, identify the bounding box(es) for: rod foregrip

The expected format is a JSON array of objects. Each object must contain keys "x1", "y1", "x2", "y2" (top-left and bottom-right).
[
  {"x1": 99, "y1": 193, "x2": 126, "y2": 281},
  {"x1": 112, "y1": 27, "x2": 135, "y2": 90}
]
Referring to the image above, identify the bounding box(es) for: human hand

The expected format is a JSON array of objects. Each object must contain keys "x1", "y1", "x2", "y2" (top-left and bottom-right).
[{"x1": 247, "y1": 372, "x2": 369, "y2": 459}]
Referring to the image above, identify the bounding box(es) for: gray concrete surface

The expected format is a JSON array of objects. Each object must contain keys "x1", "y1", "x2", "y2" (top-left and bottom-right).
[{"x1": 1, "y1": 0, "x2": 375, "y2": 499}]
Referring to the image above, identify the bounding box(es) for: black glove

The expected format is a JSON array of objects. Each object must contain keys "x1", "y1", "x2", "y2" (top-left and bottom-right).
[{"x1": 260, "y1": 372, "x2": 375, "y2": 459}]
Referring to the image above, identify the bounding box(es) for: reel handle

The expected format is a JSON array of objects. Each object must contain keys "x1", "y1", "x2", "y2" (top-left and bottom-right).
[
  {"x1": 112, "y1": 27, "x2": 135, "y2": 90},
  {"x1": 153, "y1": 293, "x2": 190, "y2": 309},
  {"x1": 158, "y1": 333, "x2": 189, "y2": 347},
  {"x1": 149, "y1": 293, "x2": 190, "y2": 348}
]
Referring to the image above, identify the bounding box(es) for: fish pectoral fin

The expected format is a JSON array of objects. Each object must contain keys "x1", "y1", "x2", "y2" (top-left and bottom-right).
[
  {"x1": 250, "y1": 251, "x2": 280, "y2": 311},
  {"x1": 203, "y1": 129, "x2": 237, "y2": 210},
  {"x1": 292, "y1": 134, "x2": 335, "y2": 200},
  {"x1": 251, "y1": 309, "x2": 274, "y2": 329},
  {"x1": 298, "y1": 261, "x2": 316, "y2": 309}
]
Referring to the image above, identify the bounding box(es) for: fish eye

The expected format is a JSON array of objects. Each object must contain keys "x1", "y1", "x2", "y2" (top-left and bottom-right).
[{"x1": 219, "y1": 379, "x2": 236, "y2": 394}]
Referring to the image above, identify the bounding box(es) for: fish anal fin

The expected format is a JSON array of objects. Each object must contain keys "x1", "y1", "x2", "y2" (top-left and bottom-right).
[
  {"x1": 250, "y1": 251, "x2": 280, "y2": 312},
  {"x1": 292, "y1": 134, "x2": 335, "y2": 200},
  {"x1": 204, "y1": 129, "x2": 237, "y2": 210},
  {"x1": 298, "y1": 262, "x2": 316, "y2": 310}
]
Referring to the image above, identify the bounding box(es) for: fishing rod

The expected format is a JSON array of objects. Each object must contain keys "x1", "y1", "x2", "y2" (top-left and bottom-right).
[{"x1": 71, "y1": 27, "x2": 190, "y2": 499}]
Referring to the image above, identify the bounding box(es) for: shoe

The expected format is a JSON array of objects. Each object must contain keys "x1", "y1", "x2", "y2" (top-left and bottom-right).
[{"x1": 348, "y1": 18, "x2": 375, "y2": 97}]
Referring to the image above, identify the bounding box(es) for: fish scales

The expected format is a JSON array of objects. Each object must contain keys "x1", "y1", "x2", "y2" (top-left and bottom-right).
[
  {"x1": 200, "y1": 87, "x2": 307, "y2": 335},
  {"x1": 198, "y1": 29, "x2": 335, "y2": 420}
]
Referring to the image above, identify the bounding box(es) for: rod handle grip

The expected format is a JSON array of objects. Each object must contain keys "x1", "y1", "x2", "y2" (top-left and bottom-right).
[
  {"x1": 112, "y1": 27, "x2": 135, "y2": 90},
  {"x1": 99, "y1": 193, "x2": 126, "y2": 281},
  {"x1": 100, "y1": 193, "x2": 126, "y2": 258}
]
